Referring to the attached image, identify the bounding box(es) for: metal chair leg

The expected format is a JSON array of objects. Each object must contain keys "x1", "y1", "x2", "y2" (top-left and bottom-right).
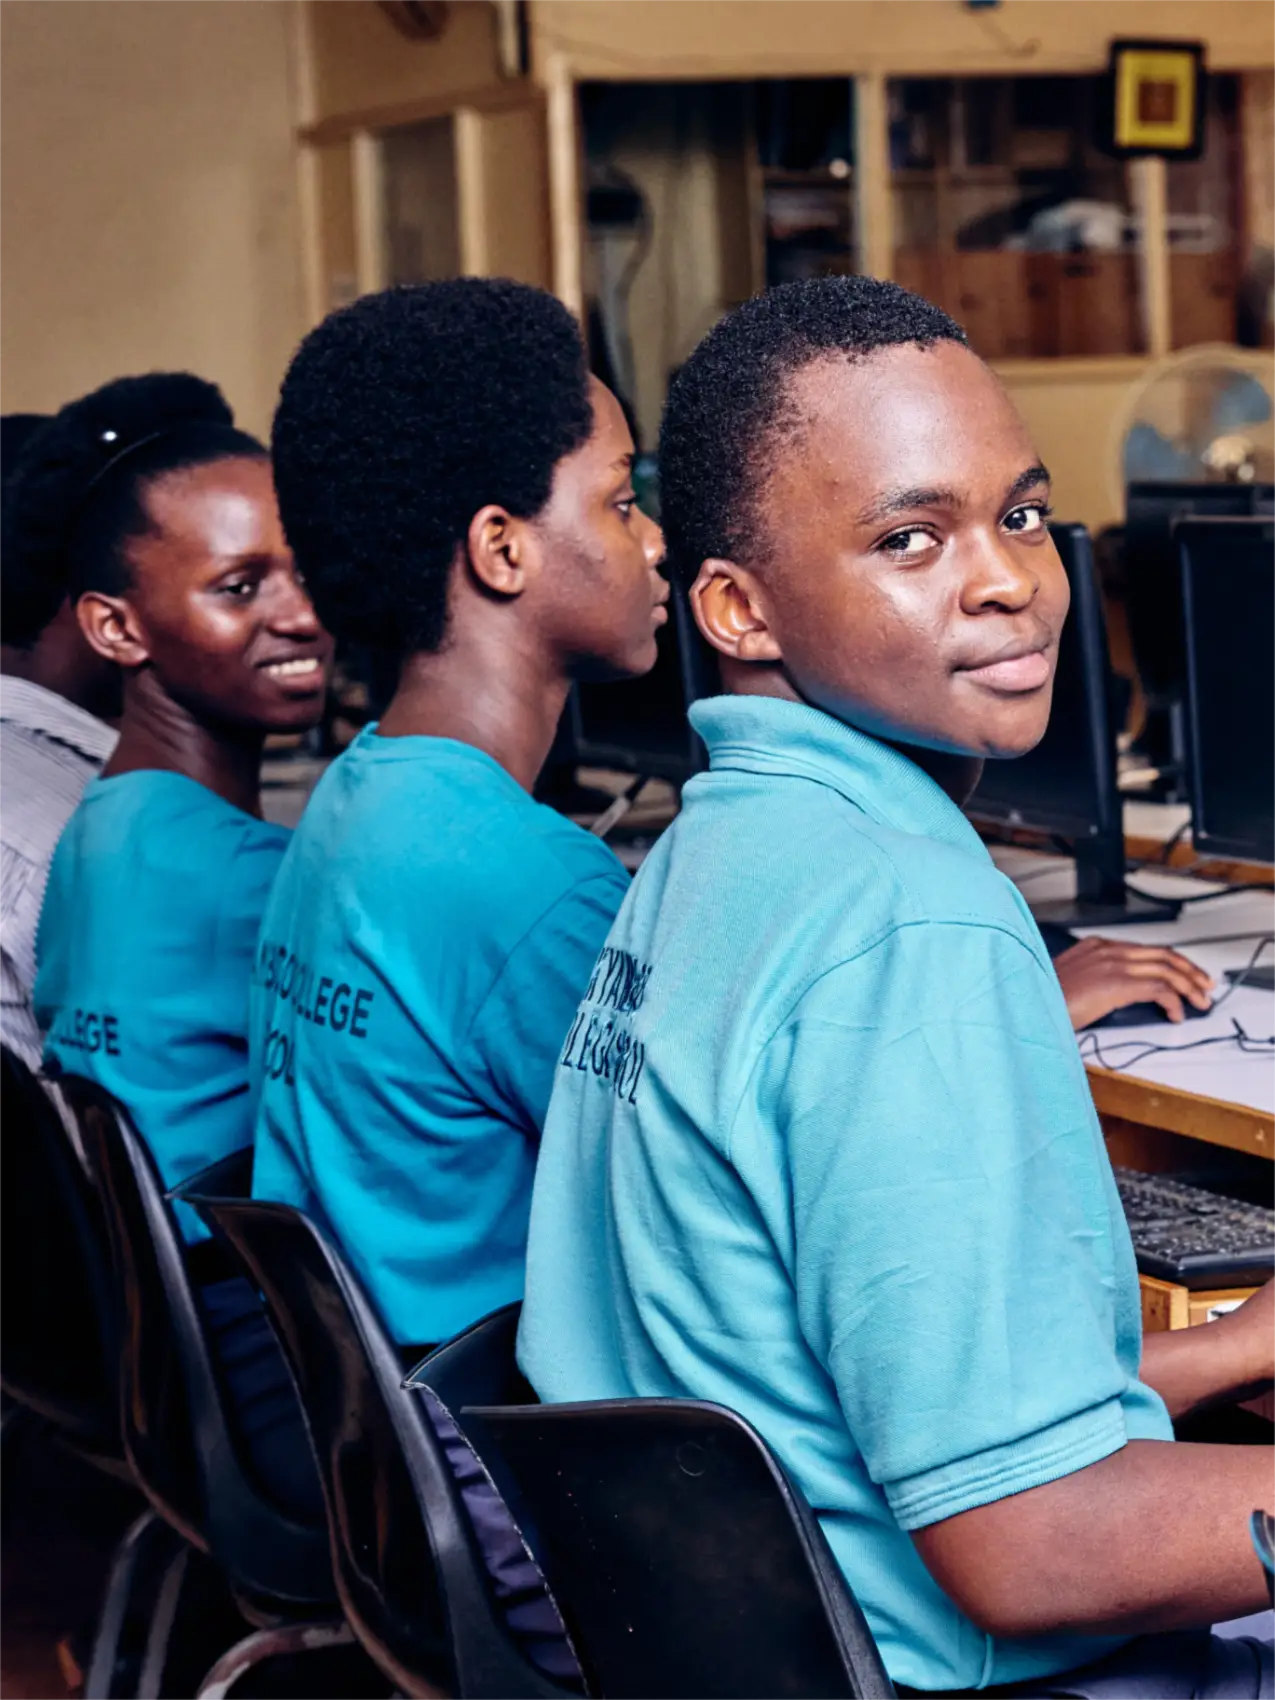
[
  {"x1": 84, "y1": 1510, "x2": 185, "y2": 1699},
  {"x1": 194, "y1": 1620, "x2": 356, "y2": 1699},
  {"x1": 136, "y1": 1542, "x2": 191, "y2": 1697}
]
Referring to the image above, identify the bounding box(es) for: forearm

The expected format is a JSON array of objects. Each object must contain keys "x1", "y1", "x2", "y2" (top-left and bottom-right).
[
  {"x1": 914, "y1": 1439, "x2": 1274, "y2": 1639},
  {"x1": 1142, "y1": 1310, "x2": 1273, "y2": 1421}
]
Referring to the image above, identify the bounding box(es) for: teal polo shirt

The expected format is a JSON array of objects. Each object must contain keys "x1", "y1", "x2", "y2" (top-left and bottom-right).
[
  {"x1": 249, "y1": 726, "x2": 631, "y2": 1348},
  {"x1": 519, "y1": 694, "x2": 1173, "y2": 1695},
  {"x1": 35, "y1": 771, "x2": 289, "y2": 1242}
]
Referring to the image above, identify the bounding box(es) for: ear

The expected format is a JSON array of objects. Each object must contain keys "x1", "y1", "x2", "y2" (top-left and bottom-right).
[
  {"x1": 75, "y1": 591, "x2": 151, "y2": 669},
  {"x1": 690, "y1": 559, "x2": 783, "y2": 664},
  {"x1": 465, "y1": 504, "x2": 534, "y2": 600}
]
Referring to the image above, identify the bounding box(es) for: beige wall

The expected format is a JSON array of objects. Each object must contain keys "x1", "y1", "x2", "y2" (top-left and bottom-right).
[
  {"x1": 1, "y1": 0, "x2": 306, "y2": 440},
  {"x1": 531, "y1": 0, "x2": 1275, "y2": 79}
]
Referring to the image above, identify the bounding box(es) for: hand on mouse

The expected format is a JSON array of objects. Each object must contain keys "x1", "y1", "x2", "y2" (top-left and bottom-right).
[{"x1": 1053, "y1": 936, "x2": 1214, "y2": 1031}]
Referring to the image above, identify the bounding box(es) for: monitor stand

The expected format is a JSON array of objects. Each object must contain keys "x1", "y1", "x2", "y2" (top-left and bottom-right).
[{"x1": 1028, "y1": 834, "x2": 1182, "y2": 930}]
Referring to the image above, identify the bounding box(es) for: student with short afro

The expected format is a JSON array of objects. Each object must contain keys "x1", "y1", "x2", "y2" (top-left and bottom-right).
[
  {"x1": 251, "y1": 278, "x2": 668, "y2": 1350},
  {"x1": 520, "y1": 275, "x2": 1273, "y2": 1698}
]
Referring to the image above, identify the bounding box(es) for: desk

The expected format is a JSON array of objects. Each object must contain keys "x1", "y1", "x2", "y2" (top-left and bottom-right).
[
  {"x1": 995, "y1": 848, "x2": 1274, "y2": 1355},
  {"x1": 1122, "y1": 799, "x2": 1275, "y2": 888}
]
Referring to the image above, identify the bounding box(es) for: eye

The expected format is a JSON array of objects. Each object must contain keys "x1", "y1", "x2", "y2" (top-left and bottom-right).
[
  {"x1": 878, "y1": 526, "x2": 936, "y2": 559},
  {"x1": 615, "y1": 495, "x2": 637, "y2": 520},
  {"x1": 1003, "y1": 502, "x2": 1053, "y2": 535},
  {"x1": 216, "y1": 576, "x2": 258, "y2": 600}
]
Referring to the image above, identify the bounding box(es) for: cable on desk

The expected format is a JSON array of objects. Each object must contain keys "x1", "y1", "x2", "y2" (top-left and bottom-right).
[
  {"x1": 1078, "y1": 1018, "x2": 1275, "y2": 1074},
  {"x1": 1125, "y1": 879, "x2": 1273, "y2": 908},
  {"x1": 1193, "y1": 937, "x2": 1274, "y2": 1018},
  {"x1": 1150, "y1": 819, "x2": 1192, "y2": 866}
]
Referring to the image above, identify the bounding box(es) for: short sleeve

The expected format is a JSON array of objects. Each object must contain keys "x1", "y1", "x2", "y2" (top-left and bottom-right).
[
  {"x1": 744, "y1": 920, "x2": 1143, "y2": 1531},
  {"x1": 467, "y1": 867, "x2": 629, "y2": 1133}
]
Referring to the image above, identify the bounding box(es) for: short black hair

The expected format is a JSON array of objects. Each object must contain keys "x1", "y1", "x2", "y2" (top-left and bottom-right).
[
  {"x1": 658, "y1": 275, "x2": 968, "y2": 587},
  {"x1": 271, "y1": 279, "x2": 594, "y2": 655},
  {"x1": 2, "y1": 374, "x2": 263, "y2": 647}
]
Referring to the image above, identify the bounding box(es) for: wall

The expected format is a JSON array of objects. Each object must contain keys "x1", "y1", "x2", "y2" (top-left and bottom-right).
[
  {"x1": 531, "y1": 1, "x2": 1275, "y2": 80},
  {"x1": 0, "y1": 0, "x2": 305, "y2": 439},
  {"x1": 305, "y1": 0, "x2": 504, "y2": 129}
]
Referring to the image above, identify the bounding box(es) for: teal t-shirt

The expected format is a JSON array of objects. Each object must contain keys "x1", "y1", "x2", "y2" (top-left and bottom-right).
[
  {"x1": 519, "y1": 694, "x2": 1173, "y2": 1695},
  {"x1": 248, "y1": 726, "x2": 631, "y2": 1348},
  {"x1": 35, "y1": 770, "x2": 289, "y2": 1241}
]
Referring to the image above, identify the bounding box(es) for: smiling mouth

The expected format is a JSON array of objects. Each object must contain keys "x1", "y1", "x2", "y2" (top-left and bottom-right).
[
  {"x1": 957, "y1": 649, "x2": 1052, "y2": 693},
  {"x1": 262, "y1": 657, "x2": 323, "y2": 680}
]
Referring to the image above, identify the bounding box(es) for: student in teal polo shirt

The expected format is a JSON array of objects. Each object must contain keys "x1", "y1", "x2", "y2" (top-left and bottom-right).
[
  {"x1": 23, "y1": 371, "x2": 332, "y2": 1520},
  {"x1": 519, "y1": 278, "x2": 1273, "y2": 1697},
  {"x1": 250, "y1": 280, "x2": 667, "y2": 1353}
]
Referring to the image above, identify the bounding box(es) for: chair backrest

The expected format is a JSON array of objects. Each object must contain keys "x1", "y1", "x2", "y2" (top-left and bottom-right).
[
  {"x1": 405, "y1": 1302, "x2": 534, "y2": 1414},
  {"x1": 58, "y1": 1075, "x2": 331, "y2": 1605},
  {"x1": 456, "y1": 1399, "x2": 895, "y2": 1700},
  {"x1": 0, "y1": 1047, "x2": 121, "y2": 1464},
  {"x1": 1253, "y1": 1509, "x2": 1275, "y2": 1605},
  {"x1": 192, "y1": 1192, "x2": 572, "y2": 1699}
]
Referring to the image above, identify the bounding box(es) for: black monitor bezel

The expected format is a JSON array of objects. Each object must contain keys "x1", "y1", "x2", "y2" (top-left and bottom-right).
[
  {"x1": 964, "y1": 521, "x2": 1123, "y2": 851},
  {"x1": 1179, "y1": 515, "x2": 1275, "y2": 866}
]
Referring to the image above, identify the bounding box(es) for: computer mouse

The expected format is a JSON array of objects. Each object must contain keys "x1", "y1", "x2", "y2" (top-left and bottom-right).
[{"x1": 1087, "y1": 998, "x2": 1215, "y2": 1030}]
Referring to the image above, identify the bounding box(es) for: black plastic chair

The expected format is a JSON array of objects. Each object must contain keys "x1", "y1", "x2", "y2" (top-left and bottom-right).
[
  {"x1": 419, "y1": 1387, "x2": 895, "y2": 1700},
  {"x1": 58, "y1": 1074, "x2": 339, "y2": 1695},
  {"x1": 185, "y1": 1188, "x2": 577, "y2": 1699},
  {"x1": 0, "y1": 1046, "x2": 126, "y2": 1475},
  {"x1": 407, "y1": 1302, "x2": 534, "y2": 1414},
  {"x1": 1253, "y1": 1510, "x2": 1275, "y2": 1605}
]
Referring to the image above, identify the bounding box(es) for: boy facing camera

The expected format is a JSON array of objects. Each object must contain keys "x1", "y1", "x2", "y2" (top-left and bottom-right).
[{"x1": 519, "y1": 278, "x2": 1272, "y2": 1698}]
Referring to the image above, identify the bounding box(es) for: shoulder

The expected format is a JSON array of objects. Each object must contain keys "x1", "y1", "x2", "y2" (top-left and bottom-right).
[{"x1": 73, "y1": 773, "x2": 288, "y2": 897}]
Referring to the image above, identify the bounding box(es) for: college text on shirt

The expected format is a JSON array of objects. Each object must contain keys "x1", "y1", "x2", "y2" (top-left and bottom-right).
[
  {"x1": 255, "y1": 937, "x2": 376, "y2": 1084},
  {"x1": 49, "y1": 1007, "x2": 121, "y2": 1056},
  {"x1": 559, "y1": 944, "x2": 652, "y2": 1104}
]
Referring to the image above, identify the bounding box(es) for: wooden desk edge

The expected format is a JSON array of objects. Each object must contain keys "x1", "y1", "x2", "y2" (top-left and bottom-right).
[{"x1": 1088, "y1": 1067, "x2": 1273, "y2": 1159}]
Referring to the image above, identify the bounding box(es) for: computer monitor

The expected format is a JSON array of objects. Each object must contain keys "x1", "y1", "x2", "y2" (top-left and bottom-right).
[
  {"x1": 967, "y1": 521, "x2": 1178, "y2": 927},
  {"x1": 1179, "y1": 517, "x2": 1275, "y2": 866},
  {"x1": 1123, "y1": 480, "x2": 1274, "y2": 793},
  {"x1": 568, "y1": 587, "x2": 721, "y2": 785}
]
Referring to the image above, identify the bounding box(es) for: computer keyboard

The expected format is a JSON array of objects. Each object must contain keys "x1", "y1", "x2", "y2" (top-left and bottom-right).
[{"x1": 1113, "y1": 1167, "x2": 1275, "y2": 1290}]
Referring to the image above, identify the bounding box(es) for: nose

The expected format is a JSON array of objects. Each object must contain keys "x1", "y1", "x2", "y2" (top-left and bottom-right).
[
  {"x1": 267, "y1": 563, "x2": 323, "y2": 639},
  {"x1": 958, "y1": 531, "x2": 1040, "y2": 617},
  {"x1": 641, "y1": 510, "x2": 667, "y2": 575}
]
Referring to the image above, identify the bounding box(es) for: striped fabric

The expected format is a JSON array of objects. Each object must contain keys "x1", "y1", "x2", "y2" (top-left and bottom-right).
[{"x1": 1, "y1": 676, "x2": 116, "y2": 1068}]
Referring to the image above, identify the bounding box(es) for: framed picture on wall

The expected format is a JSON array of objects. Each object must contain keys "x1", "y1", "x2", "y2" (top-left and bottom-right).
[{"x1": 1101, "y1": 39, "x2": 1206, "y2": 159}]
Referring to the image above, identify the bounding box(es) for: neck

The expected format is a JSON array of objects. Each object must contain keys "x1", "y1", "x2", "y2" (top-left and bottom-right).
[
  {"x1": 884, "y1": 742, "x2": 984, "y2": 808},
  {"x1": 104, "y1": 671, "x2": 264, "y2": 816},
  {"x1": 719, "y1": 658, "x2": 984, "y2": 806},
  {"x1": 377, "y1": 618, "x2": 570, "y2": 793},
  {"x1": 1, "y1": 639, "x2": 100, "y2": 719}
]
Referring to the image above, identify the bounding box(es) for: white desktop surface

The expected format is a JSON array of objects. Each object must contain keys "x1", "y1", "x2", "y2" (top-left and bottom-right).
[{"x1": 991, "y1": 847, "x2": 1275, "y2": 1116}]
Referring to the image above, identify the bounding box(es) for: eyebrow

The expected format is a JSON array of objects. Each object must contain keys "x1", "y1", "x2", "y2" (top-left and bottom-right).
[
  {"x1": 610, "y1": 453, "x2": 634, "y2": 473},
  {"x1": 855, "y1": 463, "x2": 1051, "y2": 528}
]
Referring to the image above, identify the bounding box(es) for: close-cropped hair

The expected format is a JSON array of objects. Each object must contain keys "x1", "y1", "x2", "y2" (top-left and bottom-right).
[
  {"x1": 658, "y1": 275, "x2": 968, "y2": 588},
  {"x1": 270, "y1": 279, "x2": 594, "y2": 657},
  {"x1": 2, "y1": 374, "x2": 264, "y2": 647}
]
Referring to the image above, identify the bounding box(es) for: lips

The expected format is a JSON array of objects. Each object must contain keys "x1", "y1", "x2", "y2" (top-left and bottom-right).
[{"x1": 956, "y1": 646, "x2": 1052, "y2": 693}]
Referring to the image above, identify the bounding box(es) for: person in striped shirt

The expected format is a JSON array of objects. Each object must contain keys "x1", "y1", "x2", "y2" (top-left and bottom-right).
[{"x1": 1, "y1": 412, "x2": 121, "y2": 1069}]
